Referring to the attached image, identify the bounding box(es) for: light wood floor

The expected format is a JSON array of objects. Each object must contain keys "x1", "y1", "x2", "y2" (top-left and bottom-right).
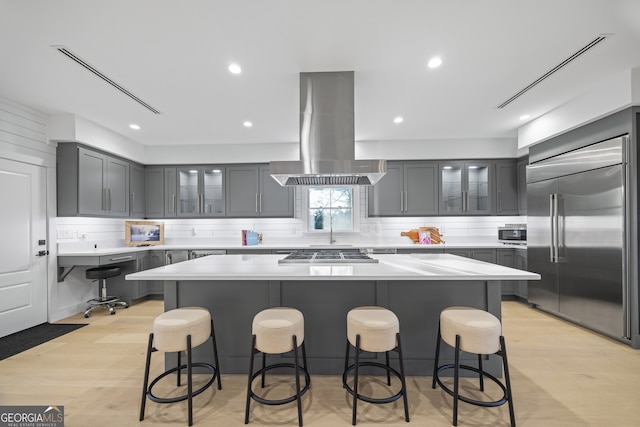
[{"x1": 1, "y1": 299, "x2": 639, "y2": 427}]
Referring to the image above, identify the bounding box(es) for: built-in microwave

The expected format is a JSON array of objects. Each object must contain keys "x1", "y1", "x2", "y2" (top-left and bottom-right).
[{"x1": 498, "y1": 224, "x2": 527, "y2": 244}]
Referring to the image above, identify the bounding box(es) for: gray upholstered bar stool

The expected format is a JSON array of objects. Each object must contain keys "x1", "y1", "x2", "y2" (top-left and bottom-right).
[
  {"x1": 245, "y1": 307, "x2": 310, "y2": 427},
  {"x1": 432, "y1": 306, "x2": 515, "y2": 427},
  {"x1": 140, "y1": 307, "x2": 221, "y2": 426},
  {"x1": 343, "y1": 306, "x2": 409, "y2": 425},
  {"x1": 84, "y1": 266, "x2": 128, "y2": 317}
]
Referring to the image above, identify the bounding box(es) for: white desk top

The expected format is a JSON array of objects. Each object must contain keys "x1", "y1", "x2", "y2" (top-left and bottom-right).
[{"x1": 125, "y1": 253, "x2": 540, "y2": 282}]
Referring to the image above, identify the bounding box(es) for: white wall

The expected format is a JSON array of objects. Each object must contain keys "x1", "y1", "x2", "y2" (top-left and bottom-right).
[
  {"x1": 0, "y1": 97, "x2": 64, "y2": 323},
  {"x1": 518, "y1": 68, "x2": 640, "y2": 148}
]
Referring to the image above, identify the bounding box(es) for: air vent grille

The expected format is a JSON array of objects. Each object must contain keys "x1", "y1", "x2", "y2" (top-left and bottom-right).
[
  {"x1": 52, "y1": 45, "x2": 162, "y2": 114},
  {"x1": 285, "y1": 176, "x2": 372, "y2": 186},
  {"x1": 497, "y1": 35, "x2": 609, "y2": 109}
]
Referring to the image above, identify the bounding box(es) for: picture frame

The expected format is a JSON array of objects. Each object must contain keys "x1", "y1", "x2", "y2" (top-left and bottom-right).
[{"x1": 125, "y1": 221, "x2": 164, "y2": 246}]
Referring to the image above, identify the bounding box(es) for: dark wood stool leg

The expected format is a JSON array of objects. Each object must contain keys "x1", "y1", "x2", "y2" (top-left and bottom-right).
[
  {"x1": 187, "y1": 334, "x2": 193, "y2": 427},
  {"x1": 500, "y1": 336, "x2": 517, "y2": 427},
  {"x1": 396, "y1": 332, "x2": 410, "y2": 422},
  {"x1": 432, "y1": 323, "x2": 442, "y2": 389},
  {"x1": 244, "y1": 335, "x2": 257, "y2": 425},
  {"x1": 211, "y1": 319, "x2": 222, "y2": 390},
  {"x1": 293, "y1": 335, "x2": 303, "y2": 427},
  {"x1": 478, "y1": 354, "x2": 485, "y2": 391},
  {"x1": 453, "y1": 334, "x2": 461, "y2": 426},
  {"x1": 139, "y1": 332, "x2": 154, "y2": 421},
  {"x1": 352, "y1": 334, "x2": 360, "y2": 426},
  {"x1": 385, "y1": 351, "x2": 391, "y2": 386}
]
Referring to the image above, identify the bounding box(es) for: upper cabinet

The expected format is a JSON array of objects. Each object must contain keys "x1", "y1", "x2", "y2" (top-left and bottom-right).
[
  {"x1": 57, "y1": 143, "x2": 130, "y2": 217},
  {"x1": 130, "y1": 163, "x2": 146, "y2": 218},
  {"x1": 176, "y1": 166, "x2": 225, "y2": 217},
  {"x1": 226, "y1": 165, "x2": 294, "y2": 217},
  {"x1": 368, "y1": 161, "x2": 438, "y2": 216},
  {"x1": 439, "y1": 161, "x2": 492, "y2": 215},
  {"x1": 144, "y1": 166, "x2": 165, "y2": 218},
  {"x1": 494, "y1": 160, "x2": 518, "y2": 215},
  {"x1": 517, "y1": 157, "x2": 528, "y2": 215}
]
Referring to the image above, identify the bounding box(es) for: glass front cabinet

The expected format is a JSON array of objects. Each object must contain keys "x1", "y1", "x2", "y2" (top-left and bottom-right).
[
  {"x1": 439, "y1": 161, "x2": 492, "y2": 215},
  {"x1": 176, "y1": 166, "x2": 225, "y2": 217}
]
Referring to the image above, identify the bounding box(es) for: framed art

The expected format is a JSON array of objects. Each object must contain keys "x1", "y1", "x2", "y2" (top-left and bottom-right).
[{"x1": 125, "y1": 221, "x2": 164, "y2": 246}]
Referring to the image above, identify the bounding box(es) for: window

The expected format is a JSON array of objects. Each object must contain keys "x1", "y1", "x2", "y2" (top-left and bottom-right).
[{"x1": 307, "y1": 187, "x2": 355, "y2": 232}]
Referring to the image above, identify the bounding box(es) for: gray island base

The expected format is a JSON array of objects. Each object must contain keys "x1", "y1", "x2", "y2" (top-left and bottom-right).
[{"x1": 126, "y1": 253, "x2": 540, "y2": 377}]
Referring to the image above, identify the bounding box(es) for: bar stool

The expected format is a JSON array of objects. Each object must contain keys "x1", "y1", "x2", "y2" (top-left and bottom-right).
[
  {"x1": 432, "y1": 306, "x2": 515, "y2": 427},
  {"x1": 140, "y1": 307, "x2": 221, "y2": 426},
  {"x1": 244, "y1": 307, "x2": 310, "y2": 427},
  {"x1": 84, "y1": 266, "x2": 128, "y2": 317},
  {"x1": 343, "y1": 306, "x2": 409, "y2": 425}
]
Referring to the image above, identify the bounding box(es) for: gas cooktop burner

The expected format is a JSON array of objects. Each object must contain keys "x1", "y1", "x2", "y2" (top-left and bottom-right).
[{"x1": 279, "y1": 250, "x2": 378, "y2": 264}]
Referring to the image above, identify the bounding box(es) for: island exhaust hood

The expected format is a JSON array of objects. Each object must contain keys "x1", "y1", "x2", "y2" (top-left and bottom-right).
[{"x1": 269, "y1": 71, "x2": 386, "y2": 186}]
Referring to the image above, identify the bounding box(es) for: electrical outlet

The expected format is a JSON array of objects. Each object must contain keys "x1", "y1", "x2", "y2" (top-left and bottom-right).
[{"x1": 57, "y1": 229, "x2": 74, "y2": 239}]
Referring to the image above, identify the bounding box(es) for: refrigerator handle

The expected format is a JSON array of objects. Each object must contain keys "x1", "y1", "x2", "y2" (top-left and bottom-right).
[{"x1": 550, "y1": 193, "x2": 559, "y2": 263}]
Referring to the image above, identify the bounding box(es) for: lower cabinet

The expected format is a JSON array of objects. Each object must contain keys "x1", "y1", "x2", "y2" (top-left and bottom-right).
[
  {"x1": 497, "y1": 247, "x2": 528, "y2": 299},
  {"x1": 445, "y1": 248, "x2": 497, "y2": 264},
  {"x1": 145, "y1": 250, "x2": 166, "y2": 296}
]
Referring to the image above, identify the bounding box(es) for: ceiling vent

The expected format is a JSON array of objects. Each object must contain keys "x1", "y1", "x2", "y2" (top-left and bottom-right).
[
  {"x1": 497, "y1": 35, "x2": 609, "y2": 109},
  {"x1": 51, "y1": 45, "x2": 162, "y2": 114}
]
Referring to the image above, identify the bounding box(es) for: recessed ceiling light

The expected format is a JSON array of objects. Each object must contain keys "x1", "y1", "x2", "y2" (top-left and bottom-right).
[
  {"x1": 129, "y1": 124, "x2": 140, "y2": 130},
  {"x1": 228, "y1": 63, "x2": 242, "y2": 74},
  {"x1": 519, "y1": 114, "x2": 531, "y2": 120},
  {"x1": 243, "y1": 121, "x2": 253, "y2": 127},
  {"x1": 393, "y1": 116, "x2": 404, "y2": 124},
  {"x1": 428, "y1": 57, "x2": 442, "y2": 68}
]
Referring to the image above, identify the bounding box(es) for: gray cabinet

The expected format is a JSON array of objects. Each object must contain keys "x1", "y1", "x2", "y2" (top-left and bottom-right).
[
  {"x1": 497, "y1": 248, "x2": 517, "y2": 296},
  {"x1": 145, "y1": 250, "x2": 165, "y2": 295},
  {"x1": 439, "y1": 161, "x2": 492, "y2": 215},
  {"x1": 144, "y1": 166, "x2": 164, "y2": 218},
  {"x1": 56, "y1": 143, "x2": 130, "y2": 217},
  {"x1": 130, "y1": 163, "x2": 145, "y2": 217},
  {"x1": 177, "y1": 166, "x2": 225, "y2": 217},
  {"x1": 164, "y1": 168, "x2": 178, "y2": 217},
  {"x1": 445, "y1": 248, "x2": 496, "y2": 264},
  {"x1": 517, "y1": 157, "x2": 528, "y2": 215},
  {"x1": 368, "y1": 161, "x2": 438, "y2": 216},
  {"x1": 226, "y1": 165, "x2": 294, "y2": 217},
  {"x1": 495, "y1": 160, "x2": 518, "y2": 215},
  {"x1": 497, "y1": 247, "x2": 528, "y2": 299}
]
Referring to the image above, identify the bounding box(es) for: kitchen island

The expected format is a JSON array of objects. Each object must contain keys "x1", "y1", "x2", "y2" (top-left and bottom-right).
[{"x1": 126, "y1": 252, "x2": 540, "y2": 376}]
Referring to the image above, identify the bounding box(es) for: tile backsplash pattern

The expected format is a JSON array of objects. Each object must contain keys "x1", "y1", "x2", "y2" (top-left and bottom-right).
[{"x1": 55, "y1": 187, "x2": 523, "y2": 249}]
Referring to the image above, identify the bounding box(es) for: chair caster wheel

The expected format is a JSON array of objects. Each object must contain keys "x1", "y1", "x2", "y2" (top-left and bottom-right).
[{"x1": 84, "y1": 313, "x2": 91, "y2": 318}]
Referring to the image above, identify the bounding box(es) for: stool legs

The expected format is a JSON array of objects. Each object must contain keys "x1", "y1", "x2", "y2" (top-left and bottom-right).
[
  {"x1": 344, "y1": 332, "x2": 409, "y2": 425},
  {"x1": 245, "y1": 334, "x2": 310, "y2": 427},
  {"x1": 140, "y1": 327, "x2": 220, "y2": 426},
  {"x1": 432, "y1": 322, "x2": 516, "y2": 427}
]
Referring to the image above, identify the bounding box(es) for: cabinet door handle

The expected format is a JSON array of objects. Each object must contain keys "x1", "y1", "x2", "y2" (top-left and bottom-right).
[
  {"x1": 255, "y1": 193, "x2": 259, "y2": 213},
  {"x1": 110, "y1": 255, "x2": 134, "y2": 261},
  {"x1": 497, "y1": 190, "x2": 502, "y2": 212},
  {"x1": 404, "y1": 191, "x2": 408, "y2": 212},
  {"x1": 259, "y1": 193, "x2": 262, "y2": 213},
  {"x1": 400, "y1": 191, "x2": 404, "y2": 213},
  {"x1": 102, "y1": 188, "x2": 106, "y2": 211},
  {"x1": 108, "y1": 188, "x2": 112, "y2": 211},
  {"x1": 172, "y1": 194, "x2": 176, "y2": 214},
  {"x1": 130, "y1": 192, "x2": 135, "y2": 213}
]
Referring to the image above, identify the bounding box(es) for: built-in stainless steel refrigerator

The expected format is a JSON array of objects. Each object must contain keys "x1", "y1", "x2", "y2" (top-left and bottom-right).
[{"x1": 527, "y1": 135, "x2": 631, "y2": 341}]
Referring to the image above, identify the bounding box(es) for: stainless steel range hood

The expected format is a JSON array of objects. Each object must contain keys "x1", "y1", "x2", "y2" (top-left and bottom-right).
[{"x1": 270, "y1": 71, "x2": 386, "y2": 186}]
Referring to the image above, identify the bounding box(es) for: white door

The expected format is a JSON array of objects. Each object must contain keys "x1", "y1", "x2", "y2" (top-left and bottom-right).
[{"x1": 0, "y1": 158, "x2": 48, "y2": 338}]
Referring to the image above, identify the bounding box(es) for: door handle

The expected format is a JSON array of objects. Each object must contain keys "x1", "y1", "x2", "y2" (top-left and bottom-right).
[
  {"x1": 550, "y1": 194, "x2": 559, "y2": 262},
  {"x1": 36, "y1": 250, "x2": 49, "y2": 257}
]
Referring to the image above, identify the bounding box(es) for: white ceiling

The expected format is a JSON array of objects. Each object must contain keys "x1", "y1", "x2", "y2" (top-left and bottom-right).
[{"x1": 2, "y1": 0, "x2": 640, "y2": 147}]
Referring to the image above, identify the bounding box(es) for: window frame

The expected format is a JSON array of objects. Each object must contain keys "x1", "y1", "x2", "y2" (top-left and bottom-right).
[{"x1": 302, "y1": 186, "x2": 361, "y2": 234}]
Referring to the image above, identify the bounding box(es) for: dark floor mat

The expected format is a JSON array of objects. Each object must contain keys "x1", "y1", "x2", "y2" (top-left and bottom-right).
[{"x1": 0, "y1": 323, "x2": 87, "y2": 360}]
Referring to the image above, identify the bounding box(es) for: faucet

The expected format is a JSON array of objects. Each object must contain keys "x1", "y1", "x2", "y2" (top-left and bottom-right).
[{"x1": 329, "y1": 210, "x2": 335, "y2": 244}]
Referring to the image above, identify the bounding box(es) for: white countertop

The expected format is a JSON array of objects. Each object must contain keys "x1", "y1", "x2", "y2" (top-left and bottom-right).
[
  {"x1": 125, "y1": 253, "x2": 540, "y2": 282},
  {"x1": 58, "y1": 242, "x2": 524, "y2": 257}
]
